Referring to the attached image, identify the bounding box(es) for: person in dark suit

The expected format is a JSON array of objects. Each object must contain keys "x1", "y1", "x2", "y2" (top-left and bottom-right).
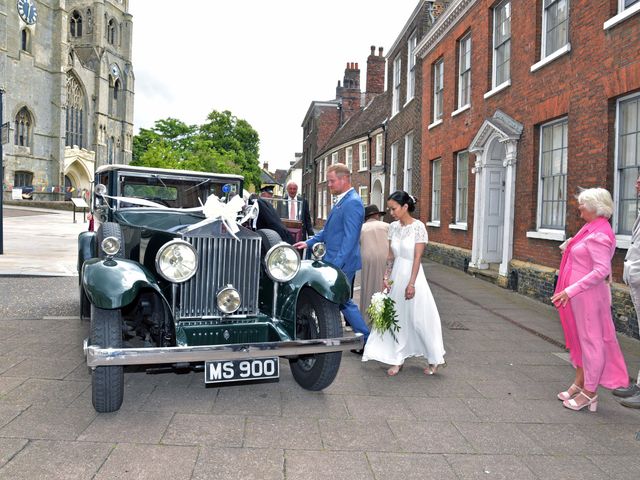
[
  {"x1": 293, "y1": 163, "x2": 370, "y2": 348},
  {"x1": 282, "y1": 181, "x2": 314, "y2": 240},
  {"x1": 255, "y1": 185, "x2": 293, "y2": 244}
]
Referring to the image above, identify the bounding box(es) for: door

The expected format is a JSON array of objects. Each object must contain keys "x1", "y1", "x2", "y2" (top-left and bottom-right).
[{"x1": 484, "y1": 167, "x2": 505, "y2": 263}]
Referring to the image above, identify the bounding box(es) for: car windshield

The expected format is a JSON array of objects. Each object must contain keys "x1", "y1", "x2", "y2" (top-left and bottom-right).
[{"x1": 116, "y1": 172, "x2": 242, "y2": 209}]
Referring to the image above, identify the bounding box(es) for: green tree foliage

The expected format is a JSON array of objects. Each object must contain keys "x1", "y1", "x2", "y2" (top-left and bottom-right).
[{"x1": 131, "y1": 111, "x2": 262, "y2": 189}]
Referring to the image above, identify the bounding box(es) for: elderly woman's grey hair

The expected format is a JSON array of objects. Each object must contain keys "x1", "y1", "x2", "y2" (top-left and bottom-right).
[{"x1": 577, "y1": 187, "x2": 613, "y2": 219}]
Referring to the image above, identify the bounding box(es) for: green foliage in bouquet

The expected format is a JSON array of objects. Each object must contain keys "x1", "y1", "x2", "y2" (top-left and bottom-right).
[{"x1": 367, "y1": 291, "x2": 400, "y2": 342}]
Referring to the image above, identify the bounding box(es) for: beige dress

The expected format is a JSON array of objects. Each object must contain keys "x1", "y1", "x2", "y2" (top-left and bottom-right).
[{"x1": 359, "y1": 219, "x2": 390, "y2": 326}]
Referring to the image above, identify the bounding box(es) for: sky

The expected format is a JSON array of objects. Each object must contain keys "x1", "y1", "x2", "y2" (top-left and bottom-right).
[{"x1": 128, "y1": 0, "x2": 420, "y2": 172}]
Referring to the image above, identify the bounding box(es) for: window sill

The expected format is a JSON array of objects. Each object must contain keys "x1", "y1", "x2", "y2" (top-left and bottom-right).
[
  {"x1": 358, "y1": 167, "x2": 368, "y2": 172},
  {"x1": 530, "y1": 43, "x2": 571, "y2": 73},
  {"x1": 615, "y1": 235, "x2": 631, "y2": 250},
  {"x1": 483, "y1": 80, "x2": 511, "y2": 100},
  {"x1": 526, "y1": 229, "x2": 566, "y2": 241},
  {"x1": 426, "y1": 221, "x2": 441, "y2": 228},
  {"x1": 604, "y1": 4, "x2": 640, "y2": 30},
  {"x1": 451, "y1": 104, "x2": 470, "y2": 117},
  {"x1": 427, "y1": 119, "x2": 443, "y2": 130},
  {"x1": 403, "y1": 96, "x2": 415, "y2": 108},
  {"x1": 448, "y1": 223, "x2": 468, "y2": 231}
]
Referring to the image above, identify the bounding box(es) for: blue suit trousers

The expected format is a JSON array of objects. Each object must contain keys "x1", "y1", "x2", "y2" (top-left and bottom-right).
[{"x1": 341, "y1": 271, "x2": 370, "y2": 343}]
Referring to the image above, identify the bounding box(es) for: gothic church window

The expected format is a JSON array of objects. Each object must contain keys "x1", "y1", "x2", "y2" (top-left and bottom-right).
[
  {"x1": 65, "y1": 74, "x2": 85, "y2": 148},
  {"x1": 14, "y1": 107, "x2": 33, "y2": 147},
  {"x1": 109, "y1": 77, "x2": 121, "y2": 116},
  {"x1": 20, "y1": 28, "x2": 31, "y2": 52},
  {"x1": 107, "y1": 19, "x2": 117, "y2": 45},
  {"x1": 70, "y1": 11, "x2": 82, "y2": 37}
]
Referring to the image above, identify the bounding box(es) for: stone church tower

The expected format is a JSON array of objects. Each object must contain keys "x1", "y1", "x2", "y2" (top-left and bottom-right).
[{"x1": 0, "y1": 0, "x2": 134, "y2": 200}]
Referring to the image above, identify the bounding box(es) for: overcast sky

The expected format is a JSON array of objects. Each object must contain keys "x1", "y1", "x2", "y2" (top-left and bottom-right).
[{"x1": 129, "y1": 0, "x2": 419, "y2": 172}]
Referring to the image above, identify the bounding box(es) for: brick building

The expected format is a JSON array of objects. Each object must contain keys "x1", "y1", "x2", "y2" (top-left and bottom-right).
[{"x1": 416, "y1": 0, "x2": 640, "y2": 338}]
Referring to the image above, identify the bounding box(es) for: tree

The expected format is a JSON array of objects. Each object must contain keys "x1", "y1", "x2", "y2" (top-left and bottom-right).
[{"x1": 131, "y1": 111, "x2": 262, "y2": 189}]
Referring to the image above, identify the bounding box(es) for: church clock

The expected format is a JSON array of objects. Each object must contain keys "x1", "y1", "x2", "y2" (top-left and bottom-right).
[{"x1": 17, "y1": 0, "x2": 38, "y2": 25}]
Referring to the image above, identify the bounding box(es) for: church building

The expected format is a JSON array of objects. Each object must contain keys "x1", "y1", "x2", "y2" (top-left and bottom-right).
[{"x1": 1, "y1": 0, "x2": 134, "y2": 200}]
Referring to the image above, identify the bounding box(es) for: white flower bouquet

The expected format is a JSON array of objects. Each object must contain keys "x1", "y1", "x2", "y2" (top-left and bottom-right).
[{"x1": 366, "y1": 289, "x2": 400, "y2": 342}]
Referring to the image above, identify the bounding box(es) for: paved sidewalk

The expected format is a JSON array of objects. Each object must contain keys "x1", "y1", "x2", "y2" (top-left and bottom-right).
[{"x1": 0, "y1": 206, "x2": 87, "y2": 276}]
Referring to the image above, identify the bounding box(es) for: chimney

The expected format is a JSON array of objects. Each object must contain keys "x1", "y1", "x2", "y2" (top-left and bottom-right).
[
  {"x1": 335, "y1": 61, "x2": 362, "y2": 125},
  {"x1": 263, "y1": 161, "x2": 269, "y2": 171},
  {"x1": 366, "y1": 45, "x2": 385, "y2": 105}
]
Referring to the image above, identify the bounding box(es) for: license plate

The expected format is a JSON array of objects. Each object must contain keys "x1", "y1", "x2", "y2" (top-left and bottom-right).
[{"x1": 204, "y1": 357, "x2": 279, "y2": 384}]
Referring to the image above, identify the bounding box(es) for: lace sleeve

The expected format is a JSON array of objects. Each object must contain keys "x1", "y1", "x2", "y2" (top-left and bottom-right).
[
  {"x1": 388, "y1": 221, "x2": 397, "y2": 240},
  {"x1": 413, "y1": 221, "x2": 428, "y2": 244}
]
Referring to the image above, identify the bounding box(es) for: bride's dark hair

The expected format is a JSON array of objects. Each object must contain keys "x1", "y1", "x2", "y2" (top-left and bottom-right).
[{"x1": 388, "y1": 190, "x2": 416, "y2": 212}]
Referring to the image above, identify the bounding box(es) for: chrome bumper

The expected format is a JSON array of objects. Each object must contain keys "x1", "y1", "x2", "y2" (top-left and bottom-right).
[{"x1": 84, "y1": 334, "x2": 364, "y2": 367}]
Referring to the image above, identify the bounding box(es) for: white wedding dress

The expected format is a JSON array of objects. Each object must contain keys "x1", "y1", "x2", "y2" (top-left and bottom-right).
[{"x1": 362, "y1": 220, "x2": 446, "y2": 366}]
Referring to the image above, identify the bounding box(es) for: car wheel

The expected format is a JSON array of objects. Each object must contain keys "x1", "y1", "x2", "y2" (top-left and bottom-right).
[
  {"x1": 79, "y1": 283, "x2": 90, "y2": 321},
  {"x1": 97, "y1": 222, "x2": 125, "y2": 258},
  {"x1": 289, "y1": 288, "x2": 342, "y2": 391},
  {"x1": 90, "y1": 305, "x2": 124, "y2": 413}
]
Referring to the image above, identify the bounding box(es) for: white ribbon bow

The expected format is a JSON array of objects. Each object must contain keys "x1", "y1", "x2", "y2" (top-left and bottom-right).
[{"x1": 185, "y1": 194, "x2": 246, "y2": 239}]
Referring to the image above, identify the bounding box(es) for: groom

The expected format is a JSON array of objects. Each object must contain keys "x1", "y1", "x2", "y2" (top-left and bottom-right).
[{"x1": 293, "y1": 163, "x2": 370, "y2": 348}]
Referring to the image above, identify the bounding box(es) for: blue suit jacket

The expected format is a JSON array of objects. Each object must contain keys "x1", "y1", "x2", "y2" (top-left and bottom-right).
[{"x1": 307, "y1": 189, "x2": 364, "y2": 274}]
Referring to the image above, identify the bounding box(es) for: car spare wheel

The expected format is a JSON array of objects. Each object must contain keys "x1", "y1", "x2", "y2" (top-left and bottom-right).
[
  {"x1": 90, "y1": 305, "x2": 124, "y2": 413},
  {"x1": 289, "y1": 288, "x2": 342, "y2": 390},
  {"x1": 97, "y1": 222, "x2": 125, "y2": 258}
]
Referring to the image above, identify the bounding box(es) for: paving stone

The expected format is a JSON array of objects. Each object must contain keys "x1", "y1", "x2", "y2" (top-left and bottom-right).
[
  {"x1": 69, "y1": 381, "x2": 156, "y2": 412},
  {"x1": 367, "y1": 452, "x2": 457, "y2": 479},
  {"x1": 468, "y1": 379, "x2": 571, "y2": 400},
  {"x1": 363, "y1": 376, "x2": 436, "y2": 397},
  {"x1": 2, "y1": 356, "x2": 84, "y2": 380},
  {"x1": 0, "y1": 356, "x2": 25, "y2": 375},
  {"x1": 0, "y1": 438, "x2": 27, "y2": 468},
  {"x1": 520, "y1": 454, "x2": 608, "y2": 480},
  {"x1": 244, "y1": 416, "x2": 321, "y2": 449},
  {"x1": 444, "y1": 453, "x2": 537, "y2": 479},
  {"x1": 281, "y1": 391, "x2": 349, "y2": 418},
  {"x1": 140, "y1": 385, "x2": 216, "y2": 413},
  {"x1": 404, "y1": 397, "x2": 479, "y2": 422},
  {"x1": 78, "y1": 410, "x2": 174, "y2": 444},
  {"x1": 212, "y1": 387, "x2": 281, "y2": 416},
  {"x1": 321, "y1": 372, "x2": 371, "y2": 395},
  {"x1": 94, "y1": 443, "x2": 198, "y2": 480},
  {"x1": 387, "y1": 420, "x2": 474, "y2": 454},
  {"x1": 0, "y1": 377, "x2": 26, "y2": 396},
  {"x1": 0, "y1": 379, "x2": 89, "y2": 407},
  {"x1": 161, "y1": 413, "x2": 244, "y2": 447},
  {"x1": 453, "y1": 422, "x2": 545, "y2": 454},
  {"x1": 0, "y1": 439, "x2": 113, "y2": 479},
  {"x1": 319, "y1": 419, "x2": 401, "y2": 452},
  {"x1": 0, "y1": 404, "x2": 28, "y2": 429},
  {"x1": 587, "y1": 455, "x2": 640, "y2": 478},
  {"x1": 286, "y1": 450, "x2": 373, "y2": 480},
  {"x1": 192, "y1": 447, "x2": 284, "y2": 480},
  {"x1": 343, "y1": 395, "x2": 415, "y2": 420},
  {"x1": 0, "y1": 405, "x2": 96, "y2": 441}
]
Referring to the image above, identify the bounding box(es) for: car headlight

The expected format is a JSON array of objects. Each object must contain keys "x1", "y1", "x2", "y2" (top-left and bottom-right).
[
  {"x1": 101, "y1": 237, "x2": 121, "y2": 256},
  {"x1": 265, "y1": 243, "x2": 301, "y2": 282},
  {"x1": 311, "y1": 242, "x2": 326, "y2": 261},
  {"x1": 155, "y1": 240, "x2": 198, "y2": 283},
  {"x1": 217, "y1": 285, "x2": 241, "y2": 314}
]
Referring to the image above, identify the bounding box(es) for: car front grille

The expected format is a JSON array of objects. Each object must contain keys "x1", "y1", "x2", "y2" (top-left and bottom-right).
[{"x1": 178, "y1": 233, "x2": 262, "y2": 319}]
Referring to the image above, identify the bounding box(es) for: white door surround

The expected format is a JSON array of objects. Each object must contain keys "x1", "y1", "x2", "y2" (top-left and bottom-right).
[{"x1": 469, "y1": 110, "x2": 523, "y2": 277}]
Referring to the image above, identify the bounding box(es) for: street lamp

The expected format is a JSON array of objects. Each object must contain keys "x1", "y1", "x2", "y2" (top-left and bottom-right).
[{"x1": 0, "y1": 87, "x2": 5, "y2": 255}]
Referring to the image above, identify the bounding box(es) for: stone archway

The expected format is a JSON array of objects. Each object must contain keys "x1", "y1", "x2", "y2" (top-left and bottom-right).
[{"x1": 469, "y1": 110, "x2": 523, "y2": 277}]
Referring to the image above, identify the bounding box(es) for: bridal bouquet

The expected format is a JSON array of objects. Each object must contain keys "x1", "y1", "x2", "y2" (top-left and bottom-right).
[{"x1": 367, "y1": 289, "x2": 400, "y2": 342}]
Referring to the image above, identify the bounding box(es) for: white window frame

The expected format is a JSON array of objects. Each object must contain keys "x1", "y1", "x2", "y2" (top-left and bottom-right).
[
  {"x1": 433, "y1": 59, "x2": 444, "y2": 122},
  {"x1": 375, "y1": 134, "x2": 383, "y2": 166},
  {"x1": 359, "y1": 141, "x2": 368, "y2": 171},
  {"x1": 322, "y1": 189, "x2": 328, "y2": 220},
  {"x1": 324, "y1": 156, "x2": 329, "y2": 181},
  {"x1": 492, "y1": 0, "x2": 511, "y2": 89},
  {"x1": 331, "y1": 152, "x2": 338, "y2": 165},
  {"x1": 392, "y1": 56, "x2": 402, "y2": 116},
  {"x1": 541, "y1": 0, "x2": 570, "y2": 60},
  {"x1": 406, "y1": 32, "x2": 417, "y2": 103},
  {"x1": 457, "y1": 33, "x2": 471, "y2": 110},
  {"x1": 454, "y1": 151, "x2": 469, "y2": 226},
  {"x1": 390, "y1": 142, "x2": 399, "y2": 193},
  {"x1": 536, "y1": 117, "x2": 568, "y2": 231},
  {"x1": 358, "y1": 186, "x2": 369, "y2": 206},
  {"x1": 317, "y1": 190, "x2": 322, "y2": 220},
  {"x1": 403, "y1": 132, "x2": 414, "y2": 194},
  {"x1": 613, "y1": 92, "x2": 640, "y2": 246},
  {"x1": 346, "y1": 146, "x2": 353, "y2": 171},
  {"x1": 430, "y1": 159, "x2": 442, "y2": 225},
  {"x1": 604, "y1": 0, "x2": 640, "y2": 30}
]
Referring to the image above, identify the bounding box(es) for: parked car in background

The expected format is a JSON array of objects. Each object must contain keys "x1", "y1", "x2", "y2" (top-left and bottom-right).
[{"x1": 78, "y1": 165, "x2": 363, "y2": 412}]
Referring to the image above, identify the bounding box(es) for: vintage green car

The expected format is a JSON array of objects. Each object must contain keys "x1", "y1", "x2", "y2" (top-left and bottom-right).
[{"x1": 78, "y1": 165, "x2": 363, "y2": 413}]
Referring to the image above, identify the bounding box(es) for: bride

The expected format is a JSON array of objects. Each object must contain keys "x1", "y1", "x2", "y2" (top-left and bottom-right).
[{"x1": 362, "y1": 191, "x2": 446, "y2": 376}]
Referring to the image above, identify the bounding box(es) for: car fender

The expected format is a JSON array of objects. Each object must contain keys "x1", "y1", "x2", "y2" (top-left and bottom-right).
[
  {"x1": 78, "y1": 231, "x2": 97, "y2": 274},
  {"x1": 82, "y1": 258, "x2": 168, "y2": 310}
]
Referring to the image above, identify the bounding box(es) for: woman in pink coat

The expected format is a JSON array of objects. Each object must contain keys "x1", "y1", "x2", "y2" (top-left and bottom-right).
[{"x1": 551, "y1": 188, "x2": 629, "y2": 412}]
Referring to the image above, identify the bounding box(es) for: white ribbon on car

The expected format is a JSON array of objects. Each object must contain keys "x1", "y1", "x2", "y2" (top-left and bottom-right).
[
  {"x1": 100, "y1": 194, "x2": 169, "y2": 209},
  {"x1": 184, "y1": 194, "x2": 248, "y2": 239}
]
